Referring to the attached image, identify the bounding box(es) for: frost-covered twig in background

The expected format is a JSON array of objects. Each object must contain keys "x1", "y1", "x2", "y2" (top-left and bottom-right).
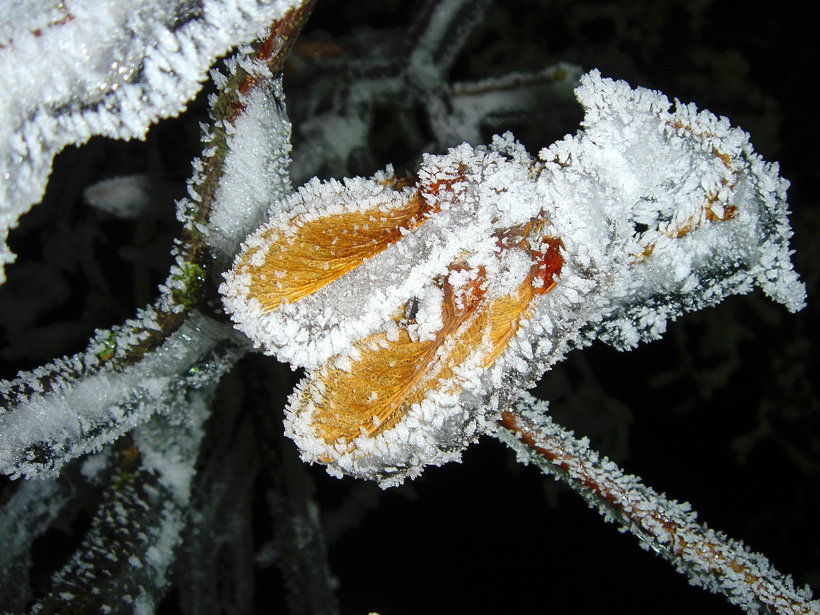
[
  {"x1": 0, "y1": 463, "x2": 103, "y2": 610},
  {"x1": 248, "y1": 357, "x2": 340, "y2": 615},
  {"x1": 287, "y1": 0, "x2": 580, "y2": 184},
  {"x1": 433, "y1": 64, "x2": 582, "y2": 147},
  {"x1": 496, "y1": 394, "x2": 820, "y2": 615},
  {"x1": 31, "y1": 391, "x2": 212, "y2": 614}
]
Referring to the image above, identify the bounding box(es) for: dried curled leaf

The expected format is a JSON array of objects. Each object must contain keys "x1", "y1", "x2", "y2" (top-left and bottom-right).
[
  {"x1": 221, "y1": 70, "x2": 804, "y2": 486},
  {"x1": 233, "y1": 186, "x2": 430, "y2": 311},
  {"x1": 300, "y1": 230, "x2": 562, "y2": 450}
]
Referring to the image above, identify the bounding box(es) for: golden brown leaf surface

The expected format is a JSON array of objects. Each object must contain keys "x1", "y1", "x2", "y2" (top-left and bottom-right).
[
  {"x1": 302, "y1": 231, "x2": 564, "y2": 449},
  {"x1": 235, "y1": 191, "x2": 432, "y2": 311}
]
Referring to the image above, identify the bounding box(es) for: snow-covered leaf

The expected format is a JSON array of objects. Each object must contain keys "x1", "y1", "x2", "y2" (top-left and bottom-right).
[
  {"x1": 0, "y1": 0, "x2": 307, "y2": 284},
  {"x1": 221, "y1": 70, "x2": 804, "y2": 486}
]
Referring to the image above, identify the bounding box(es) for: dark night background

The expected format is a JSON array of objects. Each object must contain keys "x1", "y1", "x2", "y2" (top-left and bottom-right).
[{"x1": 1, "y1": 1, "x2": 818, "y2": 613}]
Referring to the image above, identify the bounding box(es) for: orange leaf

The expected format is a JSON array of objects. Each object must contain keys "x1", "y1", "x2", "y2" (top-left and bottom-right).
[
  {"x1": 234, "y1": 188, "x2": 433, "y2": 312},
  {"x1": 294, "y1": 224, "x2": 564, "y2": 453}
]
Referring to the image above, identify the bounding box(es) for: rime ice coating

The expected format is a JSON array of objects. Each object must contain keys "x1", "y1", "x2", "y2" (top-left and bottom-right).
[
  {"x1": 221, "y1": 70, "x2": 805, "y2": 487},
  {"x1": 0, "y1": 0, "x2": 306, "y2": 284},
  {"x1": 0, "y1": 312, "x2": 240, "y2": 478},
  {"x1": 207, "y1": 73, "x2": 293, "y2": 260}
]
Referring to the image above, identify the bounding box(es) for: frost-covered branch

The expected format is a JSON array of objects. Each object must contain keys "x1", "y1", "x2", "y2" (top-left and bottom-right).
[
  {"x1": 404, "y1": 0, "x2": 492, "y2": 83},
  {"x1": 200, "y1": 0, "x2": 314, "y2": 260},
  {"x1": 496, "y1": 394, "x2": 819, "y2": 615},
  {"x1": 32, "y1": 392, "x2": 211, "y2": 614},
  {"x1": 0, "y1": 312, "x2": 243, "y2": 478},
  {"x1": 248, "y1": 357, "x2": 340, "y2": 615},
  {"x1": 171, "y1": 370, "x2": 260, "y2": 614},
  {"x1": 0, "y1": 464, "x2": 103, "y2": 611},
  {"x1": 430, "y1": 63, "x2": 581, "y2": 148}
]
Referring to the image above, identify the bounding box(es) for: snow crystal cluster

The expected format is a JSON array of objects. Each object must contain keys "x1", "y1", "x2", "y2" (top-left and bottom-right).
[{"x1": 221, "y1": 70, "x2": 805, "y2": 486}]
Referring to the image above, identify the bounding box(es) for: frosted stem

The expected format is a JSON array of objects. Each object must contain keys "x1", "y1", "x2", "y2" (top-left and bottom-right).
[
  {"x1": 495, "y1": 394, "x2": 819, "y2": 615},
  {"x1": 430, "y1": 63, "x2": 581, "y2": 148},
  {"x1": 174, "y1": 370, "x2": 261, "y2": 614},
  {"x1": 0, "y1": 466, "x2": 99, "y2": 611},
  {"x1": 32, "y1": 391, "x2": 211, "y2": 614},
  {"x1": 405, "y1": 0, "x2": 492, "y2": 81}
]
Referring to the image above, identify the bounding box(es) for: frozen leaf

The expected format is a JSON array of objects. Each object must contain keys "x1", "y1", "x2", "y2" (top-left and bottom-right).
[
  {"x1": 565, "y1": 70, "x2": 807, "y2": 348},
  {"x1": 0, "y1": 0, "x2": 308, "y2": 284},
  {"x1": 221, "y1": 70, "x2": 804, "y2": 486},
  {"x1": 84, "y1": 175, "x2": 153, "y2": 219}
]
